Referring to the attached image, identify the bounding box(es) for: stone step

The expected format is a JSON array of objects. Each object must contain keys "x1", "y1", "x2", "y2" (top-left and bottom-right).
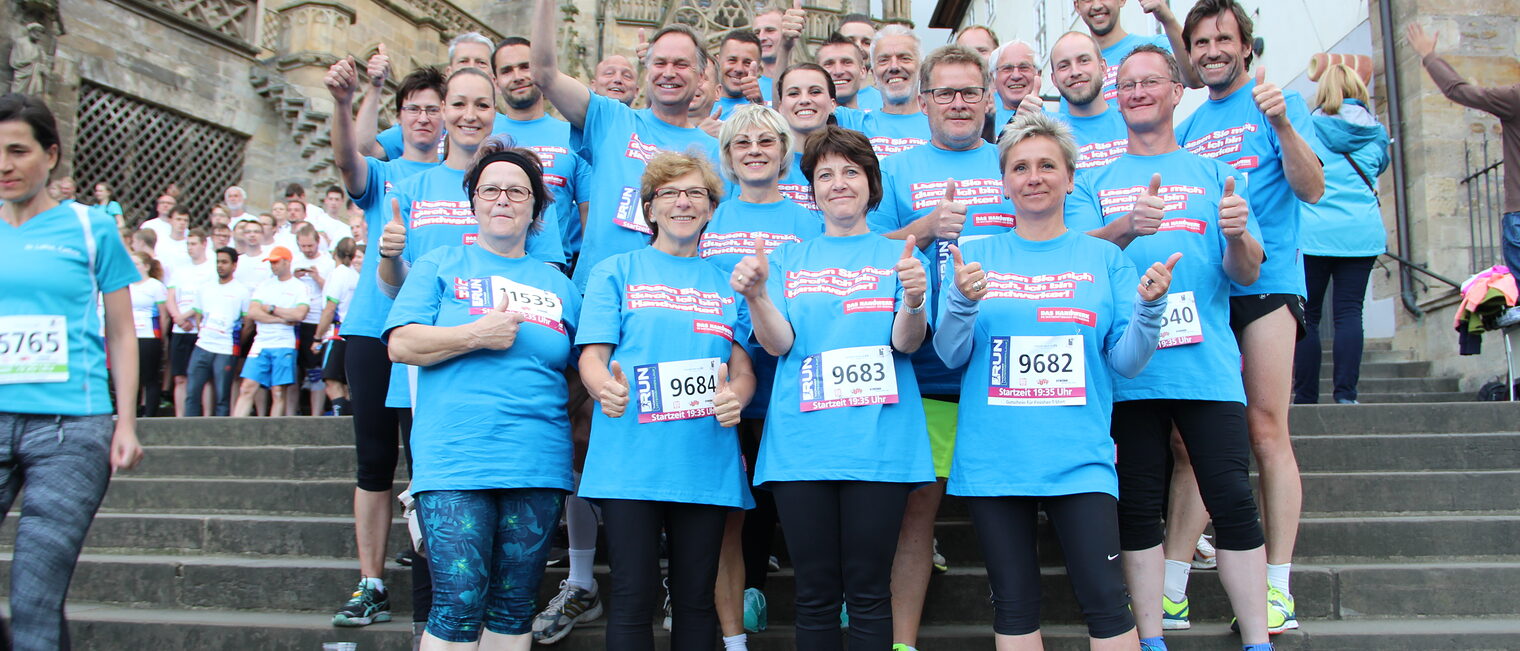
[
  {"x1": 1296, "y1": 470, "x2": 1520, "y2": 513},
  {"x1": 1321, "y1": 348, "x2": 1412, "y2": 363},
  {"x1": 1311, "y1": 376, "x2": 1461, "y2": 395},
  {"x1": 1321, "y1": 360, "x2": 1433, "y2": 378},
  {"x1": 134, "y1": 445, "x2": 371, "y2": 480},
  {"x1": 138, "y1": 416, "x2": 355, "y2": 447},
  {"x1": 1353, "y1": 391, "x2": 1473, "y2": 403},
  {"x1": 13, "y1": 554, "x2": 1519, "y2": 624},
  {"x1": 0, "y1": 513, "x2": 410, "y2": 559},
  {"x1": 1290, "y1": 433, "x2": 1520, "y2": 472},
  {"x1": 1288, "y1": 402, "x2": 1520, "y2": 436},
  {"x1": 99, "y1": 478, "x2": 393, "y2": 516}
]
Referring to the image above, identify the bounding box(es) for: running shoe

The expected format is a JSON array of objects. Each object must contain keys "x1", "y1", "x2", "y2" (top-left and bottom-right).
[
  {"x1": 662, "y1": 577, "x2": 672, "y2": 631},
  {"x1": 1192, "y1": 534, "x2": 1217, "y2": 569},
  {"x1": 1161, "y1": 594, "x2": 1190, "y2": 630},
  {"x1": 1140, "y1": 640, "x2": 1169, "y2": 651},
  {"x1": 332, "y1": 579, "x2": 391, "y2": 627},
  {"x1": 891, "y1": 645, "x2": 918, "y2": 651},
  {"x1": 768, "y1": 555, "x2": 781, "y2": 572},
  {"x1": 840, "y1": 602, "x2": 849, "y2": 629},
  {"x1": 931, "y1": 537, "x2": 948, "y2": 574},
  {"x1": 1268, "y1": 586, "x2": 1297, "y2": 633},
  {"x1": 532, "y1": 580, "x2": 603, "y2": 644},
  {"x1": 743, "y1": 587, "x2": 768, "y2": 633}
]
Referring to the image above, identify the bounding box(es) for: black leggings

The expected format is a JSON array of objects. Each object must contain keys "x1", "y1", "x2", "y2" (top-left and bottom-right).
[
  {"x1": 771, "y1": 480, "x2": 911, "y2": 651},
  {"x1": 600, "y1": 499, "x2": 728, "y2": 651},
  {"x1": 738, "y1": 418, "x2": 780, "y2": 590},
  {"x1": 136, "y1": 338, "x2": 163, "y2": 417},
  {"x1": 967, "y1": 493, "x2": 1135, "y2": 638},
  {"x1": 1111, "y1": 399, "x2": 1265, "y2": 551}
]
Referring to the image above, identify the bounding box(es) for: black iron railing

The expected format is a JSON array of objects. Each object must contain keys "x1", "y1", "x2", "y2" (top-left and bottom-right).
[{"x1": 1463, "y1": 135, "x2": 1506, "y2": 274}]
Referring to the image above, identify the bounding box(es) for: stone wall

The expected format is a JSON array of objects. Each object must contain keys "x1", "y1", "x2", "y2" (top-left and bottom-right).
[{"x1": 1375, "y1": 0, "x2": 1520, "y2": 390}]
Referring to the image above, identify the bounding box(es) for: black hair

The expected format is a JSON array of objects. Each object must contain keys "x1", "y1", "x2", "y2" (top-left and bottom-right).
[
  {"x1": 216, "y1": 247, "x2": 239, "y2": 264},
  {"x1": 0, "y1": 93, "x2": 59, "y2": 157},
  {"x1": 801, "y1": 126, "x2": 882, "y2": 212},
  {"x1": 461, "y1": 136, "x2": 550, "y2": 232},
  {"x1": 776, "y1": 62, "x2": 838, "y2": 102},
  {"x1": 394, "y1": 66, "x2": 447, "y2": 114},
  {"x1": 721, "y1": 29, "x2": 762, "y2": 52}
]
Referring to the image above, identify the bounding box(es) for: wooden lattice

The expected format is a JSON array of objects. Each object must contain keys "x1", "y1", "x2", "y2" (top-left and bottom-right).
[{"x1": 74, "y1": 83, "x2": 248, "y2": 229}]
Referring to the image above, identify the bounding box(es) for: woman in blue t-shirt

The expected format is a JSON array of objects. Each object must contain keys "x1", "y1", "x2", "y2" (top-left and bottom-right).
[
  {"x1": 774, "y1": 64, "x2": 839, "y2": 210},
  {"x1": 91, "y1": 181, "x2": 124, "y2": 227},
  {"x1": 935, "y1": 112, "x2": 1176, "y2": 650},
  {"x1": 578, "y1": 151, "x2": 757, "y2": 650},
  {"x1": 0, "y1": 93, "x2": 144, "y2": 650},
  {"x1": 383, "y1": 142, "x2": 581, "y2": 648},
  {"x1": 729, "y1": 125, "x2": 935, "y2": 648}
]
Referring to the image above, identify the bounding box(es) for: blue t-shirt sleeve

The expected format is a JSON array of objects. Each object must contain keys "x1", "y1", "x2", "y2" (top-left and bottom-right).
[
  {"x1": 868, "y1": 167, "x2": 905, "y2": 233},
  {"x1": 1151, "y1": 33, "x2": 1173, "y2": 52},
  {"x1": 529, "y1": 211, "x2": 567, "y2": 264},
  {"x1": 1065, "y1": 177, "x2": 1106, "y2": 232},
  {"x1": 574, "y1": 259, "x2": 623, "y2": 346},
  {"x1": 382, "y1": 253, "x2": 443, "y2": 343},
  {"x1": 572, "y1": 154, "x2": 592, "y2": 204},
  {"x1": 94, "y1": 214, "x2": 139, "y2": 294},
  {"x1": 377, "y1": 125, "x2": 403, "y2": 161},
  {"x1": 391, "y1": 187, "x2": 418, "y2": 265},
  {"x1": 351, "y1": 156, "x2": 388, "y2": 208},
  {"x1": 557, "y1": 275, "x2": 583, "y2": 342},
  {"x1": 1103, "y1": 248, "x2": 1140, "y2": 354}
]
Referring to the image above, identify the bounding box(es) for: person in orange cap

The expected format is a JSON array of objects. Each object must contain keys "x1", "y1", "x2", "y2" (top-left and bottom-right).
[{"x1": 232, "y1": 245, "x2": 310, "y2": 416}]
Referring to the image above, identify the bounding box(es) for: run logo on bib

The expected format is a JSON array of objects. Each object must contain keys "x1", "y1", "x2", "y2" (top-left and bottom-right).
[
  {"x1": 635, "y1": 357, "x2": 720, "y2": 423},
  {"x1": 458, "y1": 276, "x2": 567, "y2": 333},
  {"x1": 987, "y1": 335, "x2": 1086, "y2": 406},
  {"x1": 799, "y1": 345, "x2": 898, "y2": 412},
  {"x1": 614, "y1": 186, "x2": 653, "y2": 234}
]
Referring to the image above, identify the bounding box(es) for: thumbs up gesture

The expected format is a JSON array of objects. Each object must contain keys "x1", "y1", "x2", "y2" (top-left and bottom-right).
[
  {"x1": 738, "y1": 70, "x2": 765, "y2": 104},
  {"x1": 782, "y1": 0, "x2": 806, "y2": 43},
  {"x1": 599, "y1": 360, "x2": 631, "y2": 418},
  {"x1": 1218, "y1": 176, "x2": 1249, "y2": 240},
  {"x1": 471, "y1": 293, "x2": 523, "y2": 350},
  {"x1": 699, "y1": 106, "x2": 724, "y2": 137},
  {"x1": 896, "y1": 235, "x2": 927, "y2": 310},
  {"x1": 929, "y1": 179, "x2": 967, "y2": 241},
  {"x1": 730, "y1": 236, "x2": 771, "y2": 299},
  {"x1": 635, "y1": 28, "x2": 651, "y2": 62},
  {"x1": 711, "y1": 362, "x2": 741, "y2": 427},
  {"x1": 368, "y1": 43, "x2": 391, "y2": 88},
  {"x1": 1251, "y1": 66, "x2": 1288, "y2": 126},
  {"x1": 1127, "y1": 173, "x2": 1165, "y2": 239},
  {"x1": 1138, "y1": 252, "x2": 1182, "y2": 302},
  {"x1": 325, "y1": 56, "x2": 359, "y2": 105},
  {"x1": 379, "y1": 198, "x2": 408, "y2": 259},
  {"x1": 1016, "y1": 90, "x2": 1044, "y2": 117},
  {"x1": 950, "y1": 244, "x2": 987, "y2": 301}
]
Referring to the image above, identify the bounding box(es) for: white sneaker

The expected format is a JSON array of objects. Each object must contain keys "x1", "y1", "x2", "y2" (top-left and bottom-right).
[{"x1": 1192, "y1": 534, "x2": 1217, "y2": 570}]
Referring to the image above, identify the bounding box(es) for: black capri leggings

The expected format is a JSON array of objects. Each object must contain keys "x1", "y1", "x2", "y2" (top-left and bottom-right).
[
  {"x1": 771, "y1": 480, "x2": 911, "y2": 651},
  {"x1": 344, "y1": 335, "x2": 413, "y2": 491},
  {"x1": 738, "y1": 418, "x2": 780, "y2": 590},
  {"x1": 599, "y1": 499, "x2": 728, "y2": 651},
  {"x1": 1110, "y1": 399, "x2": 1265, "y2": 551},
  {"x1": 967, "y1": 493, "x2": 1135, "y2": 639},
  {"x1": 136, "y1": 337, "x2": 164, "y2": 417}
]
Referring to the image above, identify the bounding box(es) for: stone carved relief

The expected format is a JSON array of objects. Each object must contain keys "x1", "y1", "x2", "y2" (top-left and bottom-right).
[
  {"x1": 8, "y1": 22, "x2": 50, "y2": 95},
  {"x1": 249, "y1": 66, "x2": 336, "y2": 175}
]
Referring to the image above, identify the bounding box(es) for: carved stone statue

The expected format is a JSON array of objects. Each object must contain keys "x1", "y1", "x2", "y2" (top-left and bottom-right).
[{"x1": 8, "y1": 23, "x2": 50, "y2": 96}]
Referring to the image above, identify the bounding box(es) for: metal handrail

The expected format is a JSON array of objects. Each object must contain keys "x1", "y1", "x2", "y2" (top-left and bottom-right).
[{"x1": 1379, "y1": 250, "x2": 1463, "y2": 291}]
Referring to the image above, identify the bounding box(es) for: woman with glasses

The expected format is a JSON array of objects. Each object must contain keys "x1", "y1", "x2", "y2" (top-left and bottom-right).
[
  {"x1": 730, "y1": 125, "x2": 934, "y2": 649},
  {"x1": 384, "y1": 141, "x2": 581, "y2": 649},
  {"x1": 578, "y1": 151, "x2": 757, "y2": 650}
]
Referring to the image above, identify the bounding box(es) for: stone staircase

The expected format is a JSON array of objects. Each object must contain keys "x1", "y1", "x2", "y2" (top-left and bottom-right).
[
  {"x1": 1306, "y1": 339, "x2": 1469, "y2": 403},
  {"x1": 3, "y1": 343, "x2": 1519, "y2": 649}
]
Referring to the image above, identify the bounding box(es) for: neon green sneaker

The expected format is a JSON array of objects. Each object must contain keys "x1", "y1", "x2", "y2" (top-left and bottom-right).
[
  {"x1": 1161, "y1": 594, "x2": 1190, "y2": 630},
  {"x1": 1267, "y1": 586, "x2": 1297, "y2": 633},
  {"x1": 892, "y1": 645, "x2": 918, "y2": 651}
]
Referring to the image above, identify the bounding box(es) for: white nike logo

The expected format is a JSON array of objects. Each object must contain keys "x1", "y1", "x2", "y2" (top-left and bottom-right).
[{"x1": 1108, "y1": 554, "x2": 1119, "y2": 560}]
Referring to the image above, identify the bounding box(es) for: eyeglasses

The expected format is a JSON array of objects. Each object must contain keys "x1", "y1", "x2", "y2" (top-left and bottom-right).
[
  {"x1": 922, "y1": 86, "x2": 987, "y2": 104},
  {"x1": 995, "y1": 64, "x2": 1037, "y2": 76},
  {"x1": 474, "y1": 185, "x2": 533, "y2": 203},
  {"x1": 400, "y1": 105, "x2": 443, "y2": 117},
  {"x1": 1116, "y1": 77, "x2": 1178, "y2": 93},
  {"x1": 652, "y1": 187, "x2": 712, "y2": 202},
  {"x1": 730, "y1": 136, "x2": 781, "y2": 151}
]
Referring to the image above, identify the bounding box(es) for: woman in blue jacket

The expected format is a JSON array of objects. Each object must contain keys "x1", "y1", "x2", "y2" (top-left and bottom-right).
[{"x1": 1291, "y1": 63, "x2": 1390, "y2": 405}]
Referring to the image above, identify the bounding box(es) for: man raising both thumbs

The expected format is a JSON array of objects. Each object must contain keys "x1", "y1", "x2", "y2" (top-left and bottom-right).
[
  {"x1": 1173, "y1": 0, "x2": 1324, "y2": 633},
  {"x1": 1066, "y1": 44, "x2": 1270, "y2": 651}
]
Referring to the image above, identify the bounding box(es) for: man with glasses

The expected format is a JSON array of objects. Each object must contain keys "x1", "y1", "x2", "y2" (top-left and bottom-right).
[
  {"x1": 836, "y1": 24, "x2": 931, "y2": 158},
  {"x1": 988, "y1": 41, "x2": 1043, "y2": 135},
  {"x1": 869, "y1": 44, "x2": 1019, "y2": 651}
]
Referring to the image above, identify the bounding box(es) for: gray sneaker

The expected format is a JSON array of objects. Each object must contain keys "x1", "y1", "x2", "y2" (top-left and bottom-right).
[{"x1": 532, "y1": 580, "x2": 603, "y2": 645}]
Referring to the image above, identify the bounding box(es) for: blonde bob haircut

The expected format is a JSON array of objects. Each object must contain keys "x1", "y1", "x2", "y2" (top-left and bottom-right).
[
  {"x1": 997, "y1": 111, "x2": 1079, "y2": 176},
  {"x1": 717, "y1": 104, "x2": 796, "y2": 183},
  {"x1": 1313, "y1": 63, "x2": 1371, "y2": 115},
  {"x1": 639, "y1": 151, "x2": 725, "y2": 238}
]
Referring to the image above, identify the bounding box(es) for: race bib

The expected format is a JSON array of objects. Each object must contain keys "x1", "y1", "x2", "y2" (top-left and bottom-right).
[
  {"x1": 464, "y1": 276, "x2": 566, "y2": 333},
  {"x1": 799, "y1": 345, "x2": 898, "y2": 412},
  {"x1": 133, "y1": 311, "x2": 156, "y2": 337},
  {"x1": 1157, "y1": 291, "x2": 1203, "y2": 349},
  {"x1": 987, "y1": 335, "x2": 1086, "y2": 406},
  {"x1": 613, "y1": 186, "x2": 653, "y2": 234},
  {"x1": 0, "y1": 315, "x2": 69, "y2": 384},
  {"x1": 634, "y1": 357, "x2": 720, "y2": 423}
]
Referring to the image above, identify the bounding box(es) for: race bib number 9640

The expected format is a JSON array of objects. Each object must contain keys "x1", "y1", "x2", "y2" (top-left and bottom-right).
[{"x1": 1157, "y1": 291, "x2": 1203, "y2": 349}]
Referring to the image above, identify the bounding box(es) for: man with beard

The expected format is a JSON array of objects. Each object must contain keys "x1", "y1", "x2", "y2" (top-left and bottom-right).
[
  {"x1": 1073, "y1": 0, "x2": 1191, "y2": 107},
  {"x1": 1167, "y1": 0, "x2": 1324, "y2": 635},
  {"x1": 869, "y1": 47, "x2": 1020, "y2": 651},
  {"x1": 836, "y1": 24, "x2": 931, "y2": 158},
  {"x1": 988, "y1": 41, "x2": 1044, "y2": 135},
  {"x1": 712, "y1": 31, "x2": 766, "y2": 119},
  {"x1": 491, "y1": 36, "x2": 591, "y2": 263},
  {"x1": 1049, "y1": 32, "x2": 1130, "y2": 173},
  {"x1": 816, "y1": 33, "x2": 882, "y2": 111},
  {"x1": 224, "y1": 185, "x2": 256, "y2": 224},
  {"x1": 591, "y1": 55, "x2": 638, "y2": 106}
]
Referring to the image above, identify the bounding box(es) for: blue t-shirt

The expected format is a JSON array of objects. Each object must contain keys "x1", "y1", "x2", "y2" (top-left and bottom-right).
[
  {"x1": 835, "y1": 107, "x2": 932, "y2": 158},
  {"x1": 872, "y1": 142, "x2": 1018, "y2": 394},
  {"x1": 1178, "y1": 80, "x2": 1319, "y2": 296},
  {"x1": 343, "y1": 156, "x2": 436, "y2": 338},
  {"x1": 376, "y1": 112, "x2": 515, "y2": 161},
  {"x1": 1057, "y1": 107, "x2": 1130, "y2": 173},
  {"x1": 700, "y1": 198, "x2": 823, "y2": 417},
  {"x1": 494, "y1": 114, "x2": 592, "y2": 258},
  {"x1": 855, "y1": 85, "x2": 885, "y2": 112},
  {"x1": 576, "y1": 248, "x2": 753, "y2": 507},
  {"x1": 571, "y1": 93, "x2": 722, "y2": 289},
  {"x1": 382, "y1": 245, "x2": 581, "y2": 493},
  {"x1": 752, "y1": 233, "x2": 936, "y2": 485},
  {"x1": 1066, "y1": 150, "x2": 1258, "y2": 403},
  {"x1": 778, "y1": 153, "x2": 818, "y2": 211},
  {"x1": 0, "y1": 203, "x2": 139, "y2": 416},
  {"x1": 940, "y1": 230, "x2": 1137, "y2": 498}
]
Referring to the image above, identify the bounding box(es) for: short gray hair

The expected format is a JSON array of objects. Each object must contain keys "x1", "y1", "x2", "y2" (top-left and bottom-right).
[
  {"x1": 645, "y1": 23, "x2": 709, "y2": 73},
  {"x1": 997, "y1": 111, "x2": 1078, "y2": 175},
  {"x1": 871, "y1": 24, "x2": 919, "y2": 63},
  {"x1": 447, "y1": 32, "x2": 493, "y2": 61}
]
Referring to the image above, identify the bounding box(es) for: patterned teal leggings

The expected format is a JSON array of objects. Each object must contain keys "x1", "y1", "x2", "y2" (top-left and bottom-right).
[{"x1": 416, "y1": 488, "x2": 565, "y2": 642}]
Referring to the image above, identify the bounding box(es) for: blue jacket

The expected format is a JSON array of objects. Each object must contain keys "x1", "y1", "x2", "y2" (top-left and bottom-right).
[{"x1": 1301, "y1": 99, "x2": 1390, "y2": 257}]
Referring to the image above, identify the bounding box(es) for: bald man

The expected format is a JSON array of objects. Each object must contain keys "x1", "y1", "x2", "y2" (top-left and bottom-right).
[{"x1": 591, "y1": 54, "x2": 637, "y2": 106}]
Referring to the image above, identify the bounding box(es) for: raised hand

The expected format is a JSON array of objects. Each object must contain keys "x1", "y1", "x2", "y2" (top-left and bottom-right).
[
  {"x1": 712, "y1": 362, "x2": 741, "y2": 427},
  {"x1": 471, "y1": 294, "x2": 523, "y2": 351},
  {"x1": 1138, "y1": 252, "x2": 1182, "y2": 302},
  {"x1": 1138, "y1": 0, "x2": 1173, "y2": 19},
  {"x1": 950, "y1": 243, "x2": 987, "y2": 301},
  {"x1": 1016, "y1": 91, "x2": 1044, "y2": 117},
  {"x1": 730, "y1": 236, "x2": 770, "y2": 299},
  {"x1": 367, "y1": 43, "x2": 391, "y2": 88},
  {"x1": 1405, "y1": 23, "x2": 1437, "y2": 58},
  {"x1": 781, "y1": 0, "x2": 806, "y2": 43},
  {"x1": 600, "y1": 360, "x2": 631, "y2": 418},
  {"x1": 1251, "y1": 66, "x2": 1288, "y2": 126},
  {"x1": 1219, "y1": 176, "x2": 1249, "y2": 240},
  {"x1": 699, "y1": 106, "x2": 724, "y2": 137},
  {"x1": 1128, "y1": 173, "x2": 1165, "y2": 238},
  {"x1": 325, "y1": 56, "x2": 359, "y2": 105},
  {"x1": 380, "y1": 198, "x2": 407, "y2": 258},
  {"x1": 929, "y1": 179, "x2": 967, "y2": 241},
  {"x1": 635, "y1": 28, "x2": 650, "y2": 62},
  {"x1": 738, "y1": 71, "x2": 764, "y2": 104},
  {"x1": 896, "y1": 235, "x2": 927, "y2": 309}
]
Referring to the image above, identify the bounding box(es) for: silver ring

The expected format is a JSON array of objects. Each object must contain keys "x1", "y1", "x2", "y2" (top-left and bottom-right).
[
  {"x1": 736, "y1": 274, "x2": 746, "y2": 283},
  {"x1": 972, "y1": 280, "x2": 986, "y2": 291},
  {"x1": 1144, "y1": 278, "x2": 1154, "y2": 287}
]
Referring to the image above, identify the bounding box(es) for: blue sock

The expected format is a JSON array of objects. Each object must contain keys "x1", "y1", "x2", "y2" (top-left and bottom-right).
[
  {"x1": 1140, "y1": 636, "x2": 1168, "y2": 650},
  {"x1": 1243, "y1": 644, "x2": 1274, "y2": 651}
]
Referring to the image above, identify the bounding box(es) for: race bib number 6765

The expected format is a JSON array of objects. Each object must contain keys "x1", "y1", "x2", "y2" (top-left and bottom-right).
[{"x1": 0, "y1": 315, "x2": 68, "y2": 384}]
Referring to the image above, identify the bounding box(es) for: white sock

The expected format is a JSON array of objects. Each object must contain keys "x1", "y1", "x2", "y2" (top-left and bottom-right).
[
  {"x1": 568, "y1": 548, "x2": 597, "y2": 590},
  {"x1": 1163, "y1": 559, "x2": 1191, "y2": 603},
  {"x1": 722, "y1": 633, "x2": 748, "y2": 650},
  {"x1": 1267, "y1": 562, "x2": 1291, "y2": 595},
  {"x1": 362, "y1": 576, "x2": 385, "y2": 592}
]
